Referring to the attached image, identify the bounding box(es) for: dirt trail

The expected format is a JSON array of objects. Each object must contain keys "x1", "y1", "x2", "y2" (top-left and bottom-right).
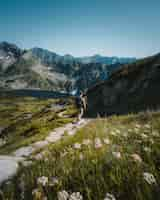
[{"x1": 0, "y1": 118, "x2": 91, "y2": 185}]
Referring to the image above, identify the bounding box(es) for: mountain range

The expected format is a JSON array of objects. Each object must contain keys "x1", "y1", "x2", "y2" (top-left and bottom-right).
[
  {"x1": 0, "y1": 41, "x2": 136, "y2": 93},
  {"x1": 31, "y1": 47, "x2": 135, "y2": 65}
]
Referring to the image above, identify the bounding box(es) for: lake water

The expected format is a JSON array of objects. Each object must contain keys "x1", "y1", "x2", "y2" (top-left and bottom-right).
[{"x1": 0, "y1": 89, "x2": 70, "y2": 99}]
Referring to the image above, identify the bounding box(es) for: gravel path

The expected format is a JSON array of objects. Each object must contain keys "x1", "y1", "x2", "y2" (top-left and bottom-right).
[{"x1": 0, "y1": 118, "x2": 90, "y2": 185}]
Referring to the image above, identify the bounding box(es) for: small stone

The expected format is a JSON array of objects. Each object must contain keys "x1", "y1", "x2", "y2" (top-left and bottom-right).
[
  {"x1": 0, "y1": 156, "x2": 19, "y2": 184},
  {"x1": 13, "y1": 146, "x2": 35, "y2": 157},
  {"x1": 32, "y1": 140, "x2": 49, "y2": 149}
]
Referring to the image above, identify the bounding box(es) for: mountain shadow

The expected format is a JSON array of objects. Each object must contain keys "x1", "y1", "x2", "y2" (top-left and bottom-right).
[{"x1": 84, "y1": 53, "x2": 160, "y2": 117}]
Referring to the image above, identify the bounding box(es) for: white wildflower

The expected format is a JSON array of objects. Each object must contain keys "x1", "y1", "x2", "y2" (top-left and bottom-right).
[
  {"x1": 135, "y1": 124, "x2": 141, "y2": 128},
  {"x1": 143, "y1": 172, "x2": 157, "y2": 185},
  {"x1": 110, "y1": 131, "x2": 116, "y2": 136},
  {"x1": 104, "y1": 193, "x2": 116, "y2": 200},
  {"x1": 73, "y1": 143, "x2": 81, "y2": 149},
  {"x1": 149, "y1": 138, "x2": 154, "y2": 144},
  {"x1": 141, "y1": 133, "x2": 148, "y2": 139},
  {"x1": 19, "y1": 175, "x2": 25, "y2": 199},
  {"x1": 69, "y1": 192, "x2": 83, "y2": 200},
  {"x1": 94, "y1": 138, "x2": 103, "y2": 149},
  {"x1": 61, "y1": 151, "x2": 68, "y2": 157},
  {"x1": 58, "y1": 190, "x2": 69, "y2": 200},
  {"x1": 144, "y1": 147, "x2": 151, "y2": 153},
  {"x1": 37, "y1": 176, "x2": 48, "y2": 186},
  {"x1": 82, "y1": 139, "x2": 91, "y2": 146},
  {"x1": 34, "y1": 153, "x2": 43, "y2": 160},
  {"x1": 152, "y1": 130, "x2": 159, "y2": 137},
  {"x1": 112, "y1": 151, "x2": 121, "y2": 159},
  {"x1": 32, "y1": 188, "x2": 42, "y2": 198},
  {"x1": 144, "y1": 124, "x2": 151, "y2": 129},
  {"x1": 32, "y1": 188, "x2": 38, "y2": 195},
  {"x1": 115, "y1": 129, "x2": 121, "y2": 134},
  {"x1": 0, "y1": 138, "x2": 6, "y2": 147},
  {"x1": 103, "y1": 138, "x2": 110, "y2": 145},
  {"x1": 131, "y1": 154, "x2": 142, "y2": 163},
  {"x1": 68, "y1": 130, "x2": 76, "y2": 136},
  {"x1": 79, "y1": 153, "x2": 84, "y2": 160},
  {"x1": 44, "y1": 158, "x2": 49, "y2": 162},
  {"x1": 122, "y1": 132, "x2": 128, "y2": 137}
]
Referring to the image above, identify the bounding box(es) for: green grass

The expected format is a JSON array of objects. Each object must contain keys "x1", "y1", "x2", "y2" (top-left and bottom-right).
[
  {"x1": 0, "y1": 96, "x2": 78, "y2": 154},
  {"x1": 1, "y1": 111, "x2": 160, "y2": 199}
]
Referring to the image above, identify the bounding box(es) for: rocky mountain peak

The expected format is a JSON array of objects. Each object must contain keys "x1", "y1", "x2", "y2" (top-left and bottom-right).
[
  {"x1": 0, "y1": 41, "x2": 23, "y2": 58},
  {"x1": 0, "y1": 41, "x2": 23, "y2": 69}
]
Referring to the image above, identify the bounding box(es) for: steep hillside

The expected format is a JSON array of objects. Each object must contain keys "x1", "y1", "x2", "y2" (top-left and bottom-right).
[
  {"x1": 0, "y1": 57, "x2": 69, "y2": 90},
  {"x1": 0, "y1": 44, "x2": 72, "y2": 91},
  {"x1": 85, "y1": 53, "x2": 160, "y2": 117}
]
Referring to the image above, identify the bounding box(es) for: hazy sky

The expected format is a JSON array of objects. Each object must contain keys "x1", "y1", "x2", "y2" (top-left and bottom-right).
[{"x1": 0, "y1": 0, "x2": 160, "y2": 57}]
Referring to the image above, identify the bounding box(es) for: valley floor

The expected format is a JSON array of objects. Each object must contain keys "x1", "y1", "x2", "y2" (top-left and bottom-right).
[{"x1": 0, "y1": 96, "x2": 160, "y2": 200}]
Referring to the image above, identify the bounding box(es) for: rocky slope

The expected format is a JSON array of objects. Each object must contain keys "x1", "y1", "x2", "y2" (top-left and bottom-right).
[
  {"x1": 0, "y1": 44, "x2": 70, "y2": 91},
  {"x1": 85, "y1": 53, "x2": 160, "y2": 117},
  {"x1": 0, "y1": 41, "x2": 135, "y2": 92},
  {"x1": 0, "y1": 42, "x2": 23, "y2": 70}
]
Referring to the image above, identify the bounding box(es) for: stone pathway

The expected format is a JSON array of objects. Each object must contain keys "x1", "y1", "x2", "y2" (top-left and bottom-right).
[
  {"x1": 0, "y1": 156, "x2": 24, "y2": 185},
  {"x1": 0, "y1": 118, "x2": 90, "y2": 185}
]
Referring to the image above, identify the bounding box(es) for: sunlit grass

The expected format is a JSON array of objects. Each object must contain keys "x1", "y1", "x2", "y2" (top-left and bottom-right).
[
  {"x1": 0, "y1": 96, "x2": 77, "y2": 154},
  {"x1": 1, "y1": 111, "x2": 160, "y2": 199}
]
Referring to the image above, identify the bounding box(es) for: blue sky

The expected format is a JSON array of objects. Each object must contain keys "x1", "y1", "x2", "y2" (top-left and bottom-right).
[{"x1": 0, "y1": 0, "x2": 160, "y2": 57}]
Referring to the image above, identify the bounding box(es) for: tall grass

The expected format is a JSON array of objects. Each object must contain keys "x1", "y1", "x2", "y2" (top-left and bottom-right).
[{"x1": 1, "y1": 111, "x2": 160, "y2": 199}]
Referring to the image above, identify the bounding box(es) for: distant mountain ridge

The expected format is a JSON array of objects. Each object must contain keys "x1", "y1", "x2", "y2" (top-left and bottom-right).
[
  {"x1": 77, "y1": 54, "x2": 135, "y2": 65},
  {"x1": 0, "y1": 41, "x2": 136, "y2": 92},
  {"x1": 31, "y1": 47, "x2": 136, "y2": 65}
]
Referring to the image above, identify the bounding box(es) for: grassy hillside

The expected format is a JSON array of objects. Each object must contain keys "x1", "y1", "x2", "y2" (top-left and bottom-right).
[
  {"x1": 1, "y1": 111, "x2": 160, "y2": 199},
  {"x1": 85, "y1": 53, "x2": 160, "y2": 117},
  {"x1": 0, "y1": 96, "x2": 78, "y2": 154}
]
